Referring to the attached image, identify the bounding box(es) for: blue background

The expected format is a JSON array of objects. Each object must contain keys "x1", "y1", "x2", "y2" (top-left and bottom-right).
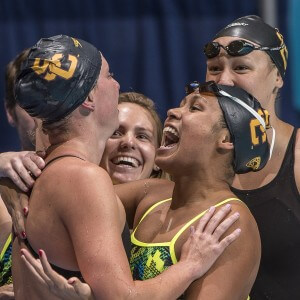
[{"x1": 0, "y1": 0, "x2": 299, "y2": 151}]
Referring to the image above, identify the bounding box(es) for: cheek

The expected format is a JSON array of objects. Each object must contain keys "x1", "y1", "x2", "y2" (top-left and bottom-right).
[{"x1": 141, "y1": 143, "x2": 156, "y2": 168}]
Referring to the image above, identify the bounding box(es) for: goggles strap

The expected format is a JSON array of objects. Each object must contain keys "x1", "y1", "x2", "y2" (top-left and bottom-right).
[
  {"x1": 218, "y1": 90, "x2": 266, "y2": 129},
  {"x1": 268, "y1": 127, "x2": 276, "y2": 160}
]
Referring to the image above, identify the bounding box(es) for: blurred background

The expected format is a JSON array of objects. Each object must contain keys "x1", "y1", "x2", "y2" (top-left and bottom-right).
[{"x1": 0, "y1": 0, "x2": 299, "y2": 152}]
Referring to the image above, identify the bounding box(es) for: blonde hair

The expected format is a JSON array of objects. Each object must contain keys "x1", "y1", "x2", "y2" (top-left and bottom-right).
[{"x1": 118, "y1": 92, "x2": 168, "y2": 179}]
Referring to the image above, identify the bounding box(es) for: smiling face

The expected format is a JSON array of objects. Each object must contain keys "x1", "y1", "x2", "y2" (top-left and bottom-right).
[
  {"x1": 156, "y1": 92, "x2": 228, "y2": 175},
  {"x1": 100, "y1": 102, "x2": 158, "y2": 184},
  {"x1": 205, "y1": 36, "x2": 283, "y2": 112}
]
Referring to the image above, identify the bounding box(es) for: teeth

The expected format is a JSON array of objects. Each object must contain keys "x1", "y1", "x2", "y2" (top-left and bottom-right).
[
  {"x1": 161, "y1": 126, "x2": 180, "y2": 147},
  {"x1": 163, "y1": 126, "x2": 179, "y2": 137},
  {"x1": 112, "y1": 156, "x2": 140, "y2": 167}
]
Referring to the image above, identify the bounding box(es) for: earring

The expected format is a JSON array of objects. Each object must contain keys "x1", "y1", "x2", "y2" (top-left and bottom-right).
[{"x1": 153, "y1": 165, "x2": 160, "y2": 172}]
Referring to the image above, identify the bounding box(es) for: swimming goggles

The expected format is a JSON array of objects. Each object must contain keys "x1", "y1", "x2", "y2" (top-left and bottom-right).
[{"x1": 204, "y1": 39, "x2": 285, "y2": 59}]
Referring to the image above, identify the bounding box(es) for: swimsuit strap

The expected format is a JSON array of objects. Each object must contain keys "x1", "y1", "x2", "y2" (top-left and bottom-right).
[
  {"x1": 169, "y1": 198, "x2": 242, "y2": 263},
  {"x1": 0, "y1": 233, "x2": 12, "y2": 260},
  {"x1": 44, "y1": 154, "x2": 86, "y2": 169},
  {"x1": 132, "y1": 198, "x2": 172, "y2": 236}
]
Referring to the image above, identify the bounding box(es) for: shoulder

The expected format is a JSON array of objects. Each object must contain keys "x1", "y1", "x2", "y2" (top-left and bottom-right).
[{"x1": 49, "y1": 159, "x2": 112, "y2": 186}]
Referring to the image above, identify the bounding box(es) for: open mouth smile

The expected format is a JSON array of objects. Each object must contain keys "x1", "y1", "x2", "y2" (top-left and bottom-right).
[
  {"x1": 161, "y1": 126, "x2": 180, "y2": 148},
  {"x1": 111, "y1": 156, "x2": 141, "y2": 168}
]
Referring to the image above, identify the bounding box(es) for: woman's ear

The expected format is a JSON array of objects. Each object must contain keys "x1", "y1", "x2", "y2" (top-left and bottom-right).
[
  {"x1": 81, "y1": 95, "x2": 95, "y2": 111},
  {"x1": 217, "y1": 131, "x2": 234, "y2": 150},
  {"x1": 5, "y1": 106, "x2": 17, "y2": 127},
  {"x1": 275, "y1": 69, "x2": 283, "y2": 89}
]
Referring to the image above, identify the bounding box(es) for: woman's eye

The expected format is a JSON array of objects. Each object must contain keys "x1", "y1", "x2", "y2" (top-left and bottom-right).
[
  {"x1": 234, "y1": 65, "x2": 249, "y2": 71},
  {"x1": 111, "y1": 130, "x2": 121, "y2": 137},
  {"x1": 207, "y1": 66, "x2": 221, "y2": 73},
  {"x1": 190, "y1": 105, "x2": 201, "y2": 111},
  {"x1": 137, "y1": 134, "x2": 149, "y2": 140}
]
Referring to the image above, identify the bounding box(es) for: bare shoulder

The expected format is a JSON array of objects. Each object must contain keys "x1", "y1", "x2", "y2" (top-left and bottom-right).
[
  {"x1": 50, "y1": 159, "x2": 111, "y2": 186},
  {"x1": 184, "y1": 198, "x2": 260, "y2": 299},
  {"x1": 226, "y1": 198, "x2": 259, "y2": 236},
  {"x1": 44, "y1": 160, "x2": 115, "y2": 210}
]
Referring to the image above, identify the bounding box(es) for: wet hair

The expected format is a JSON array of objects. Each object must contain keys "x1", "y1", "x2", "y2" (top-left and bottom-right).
[
  {"x1": 118, "y1": 92, "x2": 165, "y2": 179},
  {"x1": 4, "y1": 48, "x2": 30, "y2": 115}
]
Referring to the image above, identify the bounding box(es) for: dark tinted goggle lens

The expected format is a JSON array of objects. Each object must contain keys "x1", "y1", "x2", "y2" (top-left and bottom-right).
[
  {"x1": 185, "y1": 81, "x2": 200, "y2": 95},
  {"x1": 227, "y1": 40, "x2": 255, "y2": 56},
  {"x1": 204, "y1": 40, "x2": 257, "y2": 58},
  {"x1": 185, "y1": 81, "x2": 220, "y2": 95},
  {"x1": 203, "y1": 42, "x2": 221, "y2": 59}
]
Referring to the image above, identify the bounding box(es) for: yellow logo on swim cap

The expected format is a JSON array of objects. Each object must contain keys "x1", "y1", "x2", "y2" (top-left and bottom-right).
[
  {"x1": 276, "y1": 31, "x2": 288, "y2": 71},
  {"x1": 246, "y1": 157, "x2": 261, "y2": 170},
  {"x1": 71, "y1": 37, "x2": 82, "y2": 48},
  {"x1": 32, "y1": 53, "x2": 78, "y2": 81}
]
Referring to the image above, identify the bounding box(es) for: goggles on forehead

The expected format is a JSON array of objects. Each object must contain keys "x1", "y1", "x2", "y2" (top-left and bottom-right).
[
  {"x1": 185, "y1": 80, "x2": 275, "y2": 161},
  {"x1": 185, "y1": 81, "x2": 267, "y2": 128},
  {"x1": 203, "y1": 39, "x2": 285, "y2": 59}
]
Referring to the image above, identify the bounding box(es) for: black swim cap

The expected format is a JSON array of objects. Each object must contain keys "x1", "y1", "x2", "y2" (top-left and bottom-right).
[
  {"x1": 15, "y1": 35, "x2": 102, "y2": 124},
  {"x1": 217, "y1": 84, "x2": 270, "y2": 174},
  {"x1": 214, "y1": 15, "x2": 288, "y2": 78},
  {"x1": 185, "y1": 81, "x2": 271, "y2": 174}
]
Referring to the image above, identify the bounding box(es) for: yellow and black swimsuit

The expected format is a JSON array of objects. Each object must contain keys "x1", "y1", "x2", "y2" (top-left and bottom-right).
[
  {"x1": 0, "y1": 233, "x2": 12, "y2": 286},
  {"x1": 130, "y1": 197, "x2": 250, "y2": 300}
]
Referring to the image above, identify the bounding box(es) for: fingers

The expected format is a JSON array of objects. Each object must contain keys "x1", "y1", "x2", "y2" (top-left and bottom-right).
[
  {"x1": 11, "y1": 157, "x2": 35, "y2": 189},
  {"x1": 24, "y1": 153, "x2": 45, "y2": 177},
  {"x1": 12, "y1": 209, "x2": 26, "y2": 238},
  {"x1": 0, "y1": 151, "x2": 44, "y2": 192},
  {"x1": 5, "y1": 168, "x2": 29, "y2": 192},
  {"x1": 20, "y1": 249, "x2": 49, "y2": 285},
  {"x1": 11, "y1": 193, "x2": 28, "y2": 238},
  {"x1": 213, "y1": 212, "x2": 240, "y2": 240},
  {"x1": 194, "y1": 206, "x2": 216, "y2": 232},
  {"x1": 218, "y1": 228, "x2": 241, "y2": 250},
  {"x1": 202, "y1": 204, "x2": 232, "y2": 235},
  {"x1": 69, "y1": 277, "x2": 93, "y2": 298}
]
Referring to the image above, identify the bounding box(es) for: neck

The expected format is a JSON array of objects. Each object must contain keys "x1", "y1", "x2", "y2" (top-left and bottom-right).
[{"x1": 170, "y1": 172, "x2": 233, "y2": 209}]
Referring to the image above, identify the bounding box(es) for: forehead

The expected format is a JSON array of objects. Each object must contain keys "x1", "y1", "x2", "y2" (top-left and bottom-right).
[
  {"x1": 118, "y1": 102, "x2": 156, "y2": 130},
  {"x1": 181, "y1": 92, "x2": 219, "y2": 107},
  {"x1": 100, "y1": 55, "x2": 108, "y2": 70}
]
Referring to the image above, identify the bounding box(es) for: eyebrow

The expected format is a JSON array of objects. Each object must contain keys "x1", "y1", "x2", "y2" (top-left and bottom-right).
[{"x1": 180, "y1": 94, "x2": 209, "y2": 107}]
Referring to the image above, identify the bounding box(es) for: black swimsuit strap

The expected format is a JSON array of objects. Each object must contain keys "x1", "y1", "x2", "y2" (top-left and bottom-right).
[
  {"x1": 44, "y1": 154, "x2": 86, "y2": 169},
  {"x1": 24, "y1": 239, "x2": 85, "y2": 281}
]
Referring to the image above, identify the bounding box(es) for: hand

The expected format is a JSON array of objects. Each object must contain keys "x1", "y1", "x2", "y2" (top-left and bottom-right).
[
  {"x1": 180, "y1": 204, "x2": 241, "y2": 280},
  {"x1": 0, "y1": 178, "x2": 29, "y2": 238},
  {"x1": 0, "y1": 283, "x2": 14, "y2": 299},
  {"x1": 0, "y1": 151, "x2": 45, "y2": 192},
  {"x1": 20, "y1": 249, "x2": 94, "y2": 300}
]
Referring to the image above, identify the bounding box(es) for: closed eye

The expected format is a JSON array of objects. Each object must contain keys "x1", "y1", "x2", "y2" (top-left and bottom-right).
[
  {"x1": 111, "y1": 130, "x2": 122, "y2": 138},
  {"x1": 189, "y1": 105, "x2": 202, "y2": 112},
  {"x1": 207, "y1": 65, "x2": 222, "y2": 74},
  {"x1": 234, "y1": 65, "x2": 249, "y2": 72}
]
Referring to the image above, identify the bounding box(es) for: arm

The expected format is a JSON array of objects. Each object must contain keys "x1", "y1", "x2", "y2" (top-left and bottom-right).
[
  {"x1": 23, "y1": 165, "x2": 241, "y2": 300},
  {"x1": 0, "y1": 151, "x2": 45, "y2": 192},
  {"x1": 0, "y1": 178, "x2": 29, "y2": 238},
  {"x1": 184, "y1": 202, "x2": 261, "y2": 300}
]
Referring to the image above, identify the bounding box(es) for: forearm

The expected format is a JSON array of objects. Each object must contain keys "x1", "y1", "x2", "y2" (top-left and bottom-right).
[{"x1": 131, "y1": 261, "x2": 194, "y2": 300}]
